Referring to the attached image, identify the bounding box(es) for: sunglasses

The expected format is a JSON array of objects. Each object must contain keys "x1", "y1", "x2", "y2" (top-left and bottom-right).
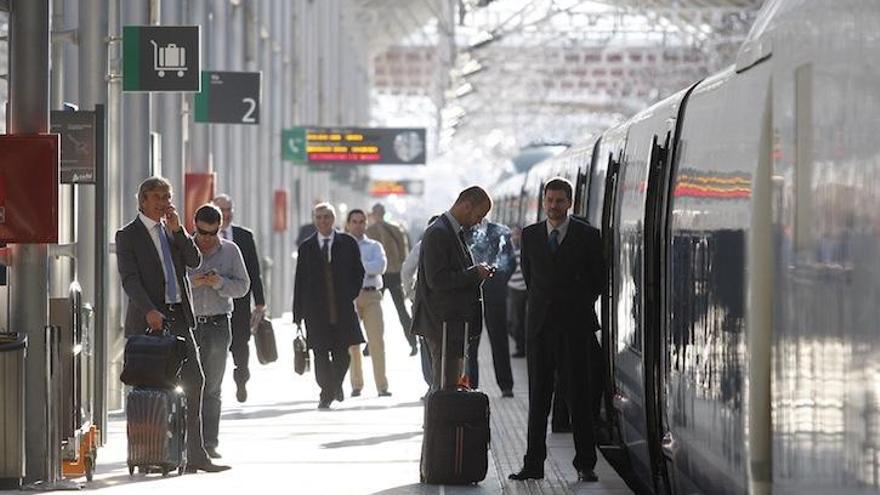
[{"x1": 197, "y1": 228, "x2": 219, "y2": 236}]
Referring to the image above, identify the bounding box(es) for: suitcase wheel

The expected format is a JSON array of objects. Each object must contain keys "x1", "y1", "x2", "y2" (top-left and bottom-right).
[
  {"x1": 178, "y1": 465, "x2": 185, "y2": 476},
  {"x1": 161, "y1": 466, "x2": 170, "y2": 477}
]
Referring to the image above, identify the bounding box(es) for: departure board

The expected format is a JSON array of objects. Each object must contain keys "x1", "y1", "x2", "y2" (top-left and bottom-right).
[{"x1": 282, "y1": 127, "x2": 426, "y2": 165}]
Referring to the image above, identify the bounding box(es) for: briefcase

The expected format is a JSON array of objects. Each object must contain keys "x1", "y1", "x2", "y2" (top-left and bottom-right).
[
  {"x1": 120, "y1": 330, "x2": 187, "y2": 388},
  {"x1": 253, "y1": 317, "x2": 278, "y2": 365},
  {"x1": 293, "y1": 325, "x2": 310, "y2": 375},
  {"x1": 420, "y1": 322, "x2": 490, "y2": 485}
]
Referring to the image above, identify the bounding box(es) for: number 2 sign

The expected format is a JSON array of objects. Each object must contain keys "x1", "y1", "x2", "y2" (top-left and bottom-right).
[{"x1": 194, "y1": 71, "x2": 262, "y2": 125}]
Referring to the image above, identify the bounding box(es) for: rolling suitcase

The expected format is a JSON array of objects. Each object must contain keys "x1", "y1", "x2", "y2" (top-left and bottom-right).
[
  {"x1": 420, "y1": 322, "x2": 490, "y2": 485},
  {"x1": 126, "y1": 387, "x2": 187, "y2": 477},
  {"x1": 253, "y1": 317, "x2": 278, "y2": 365}
]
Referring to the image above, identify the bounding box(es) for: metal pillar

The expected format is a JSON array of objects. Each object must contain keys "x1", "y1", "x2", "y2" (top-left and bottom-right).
[
  {"x1": 156, "y1": 0, "x2": 183, "y2": 194},
  {"x1": 77, "y1": 0, "x2": 108, "y2": 442},
  {"x1": 243, "y1": 0, "x2": 258, "y2": 233},
  {"x1": 209, "y1": 0, "x2": 227, "y2": 192},
  {"x1": 122, "y1": 0, "x2": 152, "y2": 213},
  {"x1": 228, "y1": 1, "x2": 245, "y2": 208},
  {"x1": 8, "y1": 0, "x2": 51, "y2": 483},
  {"x1": 187, "y1": 0, "x2": 211, "y2": 174},
  {"x1": 258, "y1": 2, "x2": 271, "y2": 256}
]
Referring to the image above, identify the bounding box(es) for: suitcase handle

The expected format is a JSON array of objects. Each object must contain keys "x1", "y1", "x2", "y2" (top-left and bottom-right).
[{"x1": 440, "y1": 321, "x2": 469, "y2": 390}]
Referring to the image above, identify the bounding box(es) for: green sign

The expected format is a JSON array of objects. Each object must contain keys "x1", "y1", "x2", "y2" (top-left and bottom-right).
[
  {"x1": 282, "y1": 128, "x2": 307, "y2": 163},
  {"x1": 123, "y1": 25, "x2": 200, "y2": 92}
]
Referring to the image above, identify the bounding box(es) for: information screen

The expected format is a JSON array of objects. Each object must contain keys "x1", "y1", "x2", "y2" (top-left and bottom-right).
[{"x1": 283, "y1": 127, "x2": 426, "y2": 165}]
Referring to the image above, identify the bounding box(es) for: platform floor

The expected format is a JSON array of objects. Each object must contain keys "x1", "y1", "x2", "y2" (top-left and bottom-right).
[{"x1": 6, "y1": 296, "x2": 630, "y2": 494}]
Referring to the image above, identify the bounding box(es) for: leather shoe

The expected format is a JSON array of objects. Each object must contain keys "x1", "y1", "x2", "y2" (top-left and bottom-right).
[
  {"x1": 351, "y1": 389, "x2": 361, "y2": 397},
  {"x1": 501, "y1": 389, "x2": 514, "y2": 398},
  {"x1": 363, "y1": 344, "x2": 370, "y2": 357},
  {"x1": 508, "y1": 466, "x2": 544, "y2": 480},
  {"x1": 409, "y1": 344, "x2": 418, "y2": 356},
  {"x1": 577, "y1": 469, "x2": 598, "y2": 482},
  {"x1": 317, "y1": 399, "x2": 331, "y2": 410},
  {"x1": 206, "y1": 447, "x2": 222, "y2": 459},
  {"x1": 378, "y1": 390, "x2": 392, "y2": 397},
  {"x1": 185, "y1": 462, "x2": 231, "y2": 473},
  {"x1": 335, "y1": 389, "x2": 344, "y2": 402},
  {"x1": 235, "y1": 381, "x2": 247, "y2": 403}
]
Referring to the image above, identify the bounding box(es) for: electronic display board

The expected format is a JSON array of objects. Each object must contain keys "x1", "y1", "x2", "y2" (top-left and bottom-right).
[{"x1": 282, "y1": 127, "x2": 426, "y2": 165}]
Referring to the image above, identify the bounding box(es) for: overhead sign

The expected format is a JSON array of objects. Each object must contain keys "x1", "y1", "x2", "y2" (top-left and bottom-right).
[
  {"x1": 0, "y1": 135, "x2": 60, "y2": 243},
  {"x1": 195, "y1": 71, "x2": 261, "y2": 124},
  {"x1": 282, "y1": 127, "x2": 426, "y2": 165},
  {"x1": 369, "y1": 179, "x2": 425, "y2": 197},
  {"x1": 50, "y1": 110, "x2": 98, "y2": 184},
  {"x1": 123, "y1": 25, "x2": 201, "y2": 92}
]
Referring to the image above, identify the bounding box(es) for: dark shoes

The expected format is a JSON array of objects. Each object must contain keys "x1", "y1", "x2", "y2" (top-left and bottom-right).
[
  {"x1": 511, "y1": 350, "x2": 526, "y2": 358},
  {"x1": 335, "y1": 389, "x2": 344, "y2": 402},
  {"x1": 317, "y1": 399, "x2": 331, "y2": 410},
  {"x1": 577, "y1": 469, "x2": 598, "y2": 482},
  {"x1": 185, "y1": 461, "x2": 231, "y2": 473},
  {"x1": 206, "y1": 447, "x2": 222, "y2": 459},
  {"x1": 235, "y1": 381, "x2": 247, "y2": 403},
  {"x1": 409, "y1": 344, "x2": 419, "y2": 356},
  {"x1": 378, "y1": 390, "x2": 392, "y2": 397},
  {"x1": 509, "y1": 466, "x2": 544, "y2": 480},
  {"x1": 363, "y1": 344, "x2": 370, "y2": 357},
  {"x1": 501, "y1": 389, "x2": 514, "y2": 398},
  {"x1": 233, "y1": 368, "x2": 249, "y2": 403},
  {"x1": 351, "y1": 389, "x2": 362, "y2": 397}
]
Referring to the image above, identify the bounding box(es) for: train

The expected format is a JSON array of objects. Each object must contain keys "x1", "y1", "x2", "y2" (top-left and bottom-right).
[{"x1": 492, "y1": 0, "x2": 880, "y2": 493}]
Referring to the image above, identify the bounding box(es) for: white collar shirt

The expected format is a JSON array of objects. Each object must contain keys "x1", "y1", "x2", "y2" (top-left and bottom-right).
[
  {"x1": 546, "y1": 215, "x2": 571, "y2": 245},
  {"x1": 138, "y1": 211, "x2": 182, "y2": 303},
  {"x1": 317, "y1": 230, "x2": 336, "y2": 262},
  {"x1": 220, "y1": 224, "x2": 234, "y2": 242}
]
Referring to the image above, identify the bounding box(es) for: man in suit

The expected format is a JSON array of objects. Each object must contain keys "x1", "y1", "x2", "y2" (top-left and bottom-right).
[
  {"x1": 411, "y1": 187, "x2": 494, "y2": 390},
  {"x1": 509, "y1": 177, "x2": 604, "y2": 483},
  {"x1": 116, "y1": 176, "x2": 230, "y2": 473},
  {"x1": 293, "y1": 202, "x2": 366, "y2": 409},
  {"x1": 213, "y1": 194, "x2": 266, "y2": 403},
  {"x1": 367, "y1": 203, "x2": 418, "y2": 356}
]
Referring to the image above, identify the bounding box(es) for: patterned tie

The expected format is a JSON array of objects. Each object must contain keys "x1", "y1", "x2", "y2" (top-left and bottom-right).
[
  {"x1": 157, "y1": 223, "x2": 180, "y2": 303},
  {"x1": 548, "y1": 229, "x2": 560, "y2": 254},
  {"x1": 322, "y1": 237, "x2": 330, "y2": 264}
]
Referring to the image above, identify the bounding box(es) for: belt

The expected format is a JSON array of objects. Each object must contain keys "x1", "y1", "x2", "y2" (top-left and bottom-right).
[
  {"x1": 362, "y1": 287, "x2": 378, "y2": 291},
  {"x1": 196, "y1": 314, "x2": 229, "y2": 324}
]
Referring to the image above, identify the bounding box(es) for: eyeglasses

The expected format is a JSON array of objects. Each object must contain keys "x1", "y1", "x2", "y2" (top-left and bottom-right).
[{"x1": 196, "y1": 228, "x2": 219, "y2": 236}]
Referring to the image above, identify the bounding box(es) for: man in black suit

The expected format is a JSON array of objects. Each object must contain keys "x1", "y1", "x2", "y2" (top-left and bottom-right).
[
  {"x1": 292, "y1": 202, "x2": 365, "y2": 409},
  {"x1": 509, "y1": 177, "x2": 604, "y2": 483},
  {"x1": 115, "y1": 176, "x2": 230, "y2": 473},
  {"x1": 411, "y1": 186, "x2": 494, "y2": 390},
  {"x1": 213, "y1": 194, "x2": 266, "y2": 403}
]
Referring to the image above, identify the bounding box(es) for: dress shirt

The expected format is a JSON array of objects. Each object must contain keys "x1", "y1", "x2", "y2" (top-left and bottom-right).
[
  {"x1": 317, "y1": 230, "x2": 335, "y2": 262},
  {"x1": 138, "y1": 212, "x2": 182, "y2": 303},
  {"x1": 220, "y1": 224, "x2": 233, "y2": 242},
  {"x1": 187, "y1": 239, "x2": 251, "y2": 316},
  {"x1": 400, "y1": 241, "x2": 421, "y2": 300},
  {"x1": 546, "y1": 215, "x2": 571, "y2": 245},
  {"x1": 356, "y1": 234, "x2": 387, "y2": 289}
]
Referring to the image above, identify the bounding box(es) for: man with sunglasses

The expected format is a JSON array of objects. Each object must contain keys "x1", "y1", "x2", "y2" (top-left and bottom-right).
[{"x1": 188, "y1": 204, "x2": 250, "y2": 459}]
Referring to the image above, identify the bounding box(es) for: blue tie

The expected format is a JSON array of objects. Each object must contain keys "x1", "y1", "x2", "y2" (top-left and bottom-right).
[
  {"x1": 157, "y1": 223, "x2": 180, "y2": 303},
  {"x1": 548, "y1": 229, "x2": 560, "y2": 254}
]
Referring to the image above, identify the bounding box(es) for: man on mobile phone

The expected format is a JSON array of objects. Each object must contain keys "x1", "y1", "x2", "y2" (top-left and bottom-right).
[{"x1": 115, "y1": 177, "x2": 230, "y2": 473}]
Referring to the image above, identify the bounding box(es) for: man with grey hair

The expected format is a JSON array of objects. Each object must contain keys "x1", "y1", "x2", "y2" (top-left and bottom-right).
[
  {"x1": 213, "y1": 193, "x2": 266, "y2": 403},
  {"x1": 116, "y1": 176, "x2": 230, "y2": 472},
  {"x1": 293, "y1": 202, "x2": 365, "y2": 409}
]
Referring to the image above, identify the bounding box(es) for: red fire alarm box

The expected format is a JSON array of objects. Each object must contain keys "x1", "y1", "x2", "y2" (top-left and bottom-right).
[
  {"x1": 0, "y1": 135, "x2": 60, "y2": 243},
  {"x1": 273, "y1": 189, "x2": 288, "y2": 232},
  {"x1": 184, "y1": 172, "x2": 215, "y2": 234}
]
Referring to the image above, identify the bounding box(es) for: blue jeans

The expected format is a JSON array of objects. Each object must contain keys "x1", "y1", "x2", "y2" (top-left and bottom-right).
[{"x1": 193, "y1": 316, "x2": 231, "y2": 449}]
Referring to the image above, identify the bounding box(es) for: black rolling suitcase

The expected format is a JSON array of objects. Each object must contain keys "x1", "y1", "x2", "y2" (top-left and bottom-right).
[
  {"x1": 420, "y1": 322, "x2": 490, "y2": 485},
  {"x1": 253, "y1": 317, "x2": 278, "y2": 364},
  {"x1": 126, "y1": 387, "x2": 187, "y2": 477}
]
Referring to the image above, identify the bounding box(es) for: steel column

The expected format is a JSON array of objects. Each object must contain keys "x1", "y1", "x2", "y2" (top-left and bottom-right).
[
  {"x1": 187, "y1": 0, "x2": 211, "y2": 174},
  {"x1": 156, "y1": 0, "x2": 183, "y2": 194}
]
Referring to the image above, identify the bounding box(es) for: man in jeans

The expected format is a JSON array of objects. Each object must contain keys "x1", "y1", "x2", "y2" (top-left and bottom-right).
[
  {"x1": 188, "y1": 204, "x2": 250, "y2": 459},
  {"x1": 367, "y1": 203, "x2": 417, "y2": 356}
]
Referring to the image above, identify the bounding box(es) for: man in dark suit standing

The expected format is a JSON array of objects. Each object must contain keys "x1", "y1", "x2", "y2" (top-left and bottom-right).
[
  {"x1": 509, "y1": 177, "x2": 604, "y2": 483},
  {"x1": 115, "y1": 176, "x2": 230, "y2": 473},
  {"x1": 411, "y1": 186, "x2": 494, "y2": 390},
  {"x1": 213, "y1": 194, "x2": 266, "y2": 403},
  {"x1": 293, "y1": 202, "x2": 365, "y2": 409}
]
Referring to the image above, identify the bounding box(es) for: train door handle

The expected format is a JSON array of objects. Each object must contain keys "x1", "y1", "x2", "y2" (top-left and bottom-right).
[{"x1": 661, "y1": 431, "x2": 677, "y2": 461}]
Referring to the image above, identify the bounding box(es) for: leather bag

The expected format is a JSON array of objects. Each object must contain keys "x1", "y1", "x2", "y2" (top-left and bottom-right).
[
  {"x1": 293, "y1": 325, "x2": 310, "y2": 375},
  {"x1": 120, "y1": 330, "x2": 187, "y2": 388},
  {"x1": 253, "y1": 317, "x2": 278, "y2": 365}
]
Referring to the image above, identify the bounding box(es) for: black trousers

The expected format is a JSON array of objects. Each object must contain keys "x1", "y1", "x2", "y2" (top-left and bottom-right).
[
  {"x1": 465, "y1": 301, "x2": 514, "y2": 391},
  {"x1": 507, "y1": 288, "x2": 527, "y2": 354},
  {"x1": 382, "y1": 272, "x2": 416, "y2": 347},
  {"x1": 524, "y1": 327, "x2": 598, "y2": 471},
  {"x1": 425, "y1": 323, "x2": 467, "y2": 391},
  {"x1": 229, "y1": 302, "x2": 251, "y2": 384},
  {"x1": 164, "y1": 309, "x2": 209, "y2": 465},
  {"x1": 313, "y1": 345, "x2": 351, "y2": 402}
]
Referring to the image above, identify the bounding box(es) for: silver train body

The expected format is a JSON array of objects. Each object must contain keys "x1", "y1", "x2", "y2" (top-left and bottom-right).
[{"x1": 493, "y1": 1, "x2": 880, "y2": 493}]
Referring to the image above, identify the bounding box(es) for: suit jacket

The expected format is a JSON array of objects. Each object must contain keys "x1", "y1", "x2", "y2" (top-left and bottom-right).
[
  {"x1": 292, "y1": 231, "x2": 365, "y2": 350},
  {"x1": 411, "y1": 214, "x2": 483, "y2": 341},
  {"x1": 116, "y1": 216, "x2": 201, "y2": 336},
  {"x1": 231, "y1": 225, "x2": 265, "y2": 317},
  {"x1": 521, "y1": 217, "x2": 604, "y2": 339},
  {"x1": 366, "y1": 220, "x2": 409, "y2": 274}
]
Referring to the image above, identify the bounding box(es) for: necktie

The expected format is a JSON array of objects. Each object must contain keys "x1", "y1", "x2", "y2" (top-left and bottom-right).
[
  {"x1": 157, "y1": 223, "x2": 180, "y2": 302},
  {"x1": 549, "y1": 229, "x2": 560, "y2": 254},
  {"x1": 322, "y1": 238, "x2": 330, "y2": 263}
]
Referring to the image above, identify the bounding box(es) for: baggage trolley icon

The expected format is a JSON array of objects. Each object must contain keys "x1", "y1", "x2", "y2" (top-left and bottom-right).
[{"x1": 149, "y1": 40, "x2": 187, "y2": 78}]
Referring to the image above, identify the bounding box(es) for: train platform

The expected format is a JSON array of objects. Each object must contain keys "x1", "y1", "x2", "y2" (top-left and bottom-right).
[{"x1": 2, "y1": 296, "x2": 629, "y2": 495}]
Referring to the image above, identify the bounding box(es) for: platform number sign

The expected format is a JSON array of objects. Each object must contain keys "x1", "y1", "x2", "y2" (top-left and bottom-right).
[
  {"x1": 195, "y1": 71, "x2": 262, "y2": 125},
  {"x1": 123, "y1": 25, "x2": 201, "y2": 92}
]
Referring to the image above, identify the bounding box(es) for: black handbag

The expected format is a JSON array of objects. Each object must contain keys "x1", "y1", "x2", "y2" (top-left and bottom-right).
[
  {"x1": 120, "y1": 329, "x2": 187, "y2": 388},
  {"x1": 253, "y1": 317, "x2": 278, "y2": 365},
  {"x1": 293, "y1": 325, "x2": 309, "y2": 375}
]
